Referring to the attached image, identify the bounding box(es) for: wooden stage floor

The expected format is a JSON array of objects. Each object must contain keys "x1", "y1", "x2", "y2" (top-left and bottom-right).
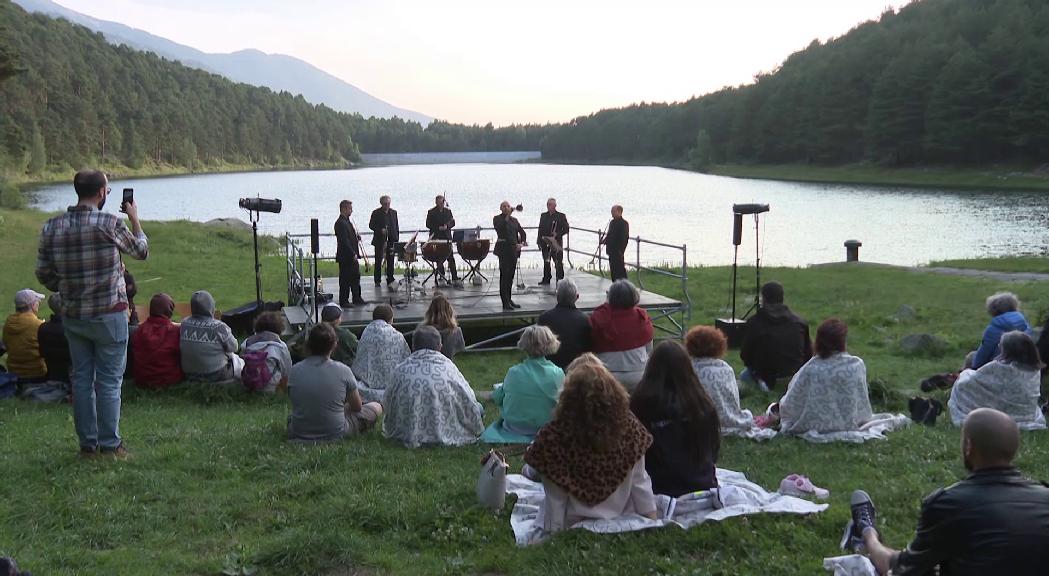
[{"x1": 283, "y1": 268, "x2": 682, "y2": 331}]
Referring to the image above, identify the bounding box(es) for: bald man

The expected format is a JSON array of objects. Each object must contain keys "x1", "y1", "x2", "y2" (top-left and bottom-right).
[{"x1": 842, "y1": 408, "x2": 1049, "y2": 575}]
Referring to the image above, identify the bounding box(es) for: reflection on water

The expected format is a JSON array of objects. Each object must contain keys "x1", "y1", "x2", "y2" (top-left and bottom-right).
[{"x1": 27, "y1": 159, "x2": 1049, "y2": 267}]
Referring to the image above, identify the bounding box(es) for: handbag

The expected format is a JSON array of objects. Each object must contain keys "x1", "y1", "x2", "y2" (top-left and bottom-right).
[{"x1": 476, "y1": 450, "x2": 509, "y2": 512}]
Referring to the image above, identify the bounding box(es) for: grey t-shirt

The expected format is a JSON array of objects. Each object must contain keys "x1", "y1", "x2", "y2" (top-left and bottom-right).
[{"x1": 287, "y1": 356, "x2": 358, "y2": 441}]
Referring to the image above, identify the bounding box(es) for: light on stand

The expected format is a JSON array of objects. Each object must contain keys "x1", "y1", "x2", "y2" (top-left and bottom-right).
[
  {"x1": 717, "y1": 203, "x2": 769, "y2": 348},
  {"x1": 239, "y1": 197, "x2": 282, "y2": 310}
]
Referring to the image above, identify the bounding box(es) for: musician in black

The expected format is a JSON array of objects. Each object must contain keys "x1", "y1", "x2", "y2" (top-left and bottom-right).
[
  {"x1": 368, "y1": 195, "x2": 399, "y2": 288},
  {"x1": 605, "y1": 204, "x2": 630, "y2": 281},
  {"x1": 334, "y1": 200, "x2": 365, "y2": 307},
  {"x1": 537, "y1": 197, "x2": 569, "y2": 285},
  {"x1": 425, "y1": 195, "x2": 462, "y2": 288},
  {"x1": 493, "y1": 201, "x2": 526, "y2": 311}
]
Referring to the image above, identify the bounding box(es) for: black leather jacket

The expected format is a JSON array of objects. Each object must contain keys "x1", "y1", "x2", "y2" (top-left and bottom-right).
[{"x1": 893, "y1": 467, "x2": 1049, "y2": 576}]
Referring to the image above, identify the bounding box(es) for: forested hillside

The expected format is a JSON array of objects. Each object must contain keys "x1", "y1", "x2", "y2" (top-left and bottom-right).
[
  {"x1": 541, "y1": 0, "x2": 1049, "y2": 168},
  {"x1": 0, "y1": 0, "x2": 364, "y2": 178},
  {"x1": 0, "y1": 0, "x2": 552, "y2": 183}
]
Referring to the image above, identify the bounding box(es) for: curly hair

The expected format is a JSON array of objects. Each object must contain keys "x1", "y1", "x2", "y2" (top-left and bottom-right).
[
  {"x1": 555, "y1": 353, "x2": 633, "y2": 452},
  {"x1": 685, "y1": 325, "x2": 727, "y2": 359}
]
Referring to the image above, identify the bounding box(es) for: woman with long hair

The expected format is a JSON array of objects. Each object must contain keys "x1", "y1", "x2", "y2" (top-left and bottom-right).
[
  {"x1": 420, "y1": 292, "x2": 465, "y2": 358},
  {"x1": 631, "y1": 340, "x2": 721, "y2": 496},
  {"x1": 524, "y1": 354, "x2": 657, "y2": 533},
  {"x1": 779, "y1": 318, "x2": 873, "y2": 435}
]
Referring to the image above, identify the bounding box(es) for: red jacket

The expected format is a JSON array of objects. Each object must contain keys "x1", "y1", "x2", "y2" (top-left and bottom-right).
[
  {"x1": 589, "y1": 304, "x2": 654, "y2": 353},
  {"x1": 132, "y1": 316, "x2": 183, "y2": 389}
]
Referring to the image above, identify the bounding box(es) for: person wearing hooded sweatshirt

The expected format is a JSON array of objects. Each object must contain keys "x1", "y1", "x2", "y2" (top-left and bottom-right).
[
  {"x1": 970, "y1": 292, "x2": 1031, "y2": 370},
  {"x1": 739, "y1": 281, "x2": 813, "y2": 391},
  {"x1": 589, "y1": 280, "x2": 654, "y2": 392},
  {"x1": 131, "y1": 293, "x2": 183, "y2": 389},
  {"x1": 179, "y1": 290, "x2": 243, "y2": 382},
  {"x1": 3, "y1": 289, "x2": 47, "y2": 383},
  {"x1": 21, "y1": 292, "x2": 74, "y2": 403},
  {"x1": 241, "y1": 312, "x2": 292, "y2": 393}
]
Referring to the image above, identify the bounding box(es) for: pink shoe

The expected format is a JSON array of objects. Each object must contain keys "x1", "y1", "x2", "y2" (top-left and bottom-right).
[{"x1": 779, "y1": 474, "x2": 829, "y2": 499}]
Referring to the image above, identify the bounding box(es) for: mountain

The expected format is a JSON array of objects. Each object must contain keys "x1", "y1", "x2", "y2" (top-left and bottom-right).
[
  {"x1": 0, "y1": 0, "x2": 361, "y2": 176},
  {"x1": 541, "y1": 0, "x2": 1049, "y2": 169},
  {"x1": 12, "y1": 0, "x2": 433, "y2": 125}
]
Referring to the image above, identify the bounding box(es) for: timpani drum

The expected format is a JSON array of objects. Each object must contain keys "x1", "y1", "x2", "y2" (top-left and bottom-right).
[
  {"x1": 457, "y1": 239, "x2": 490, "y2": 261},
  {"x1": 422, "y1": 240, "x2": 452, "y2": 262}
]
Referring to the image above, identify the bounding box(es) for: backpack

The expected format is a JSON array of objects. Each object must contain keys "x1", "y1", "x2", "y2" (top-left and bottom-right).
[{"x1": 241, "y1": 349, "x2": 273, "y2": 392}]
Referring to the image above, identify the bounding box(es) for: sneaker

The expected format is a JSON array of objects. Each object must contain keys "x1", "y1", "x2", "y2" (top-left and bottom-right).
[
  {"x1": 840, "y1": 490, "x2": 876, "y2": 551},
  {"x1": 101, "y1": 443, "x2": 131, "y2": 460},
  {"x1": 778, "y1": 474, "x2": 830, "y2": 499}
]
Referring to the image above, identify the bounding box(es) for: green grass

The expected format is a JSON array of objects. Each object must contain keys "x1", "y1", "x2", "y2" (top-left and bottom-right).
[
  {"x1": 926, "y1": 256, "x2": 1049, "y2": 275},
  {"x1": 2, "y1": 208, "x2": 1049, "y2": 575},
  {"x1": 707, "y1": 163, "x2": 1049, "y2": 191}
]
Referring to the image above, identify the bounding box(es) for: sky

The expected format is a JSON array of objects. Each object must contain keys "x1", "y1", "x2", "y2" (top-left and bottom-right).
[{"x1": 54, "y1": 0, "x2": 914, "y2": 125}]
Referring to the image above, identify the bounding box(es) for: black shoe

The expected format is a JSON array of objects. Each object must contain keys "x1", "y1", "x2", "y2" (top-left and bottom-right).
[
  {"x1": 538, "y1": 279, "x2": 551, "y2": 286},
  {"x1": 339, "y1": 301, "x2": 353, "y2": 308},
  {"x1": 840, "y1": 490, "x2": 876, "y2": 551},
  {"x1": 908, "y1": 397, "x2": 942, "y2": 426},
  {"x1": 510, "y1": 301, "x2": 522, "y2": 309},
  {"x1": 502, "y1": 304, "x2": 515, "y2": 311},
  {"x1": 352, "y1": 299, "x2": 367, "y2": 306}
]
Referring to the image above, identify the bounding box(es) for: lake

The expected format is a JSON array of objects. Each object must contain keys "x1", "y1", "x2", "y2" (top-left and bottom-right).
[{"x1": 27, "y1": 156, "x2": 1049, "y2": 267}]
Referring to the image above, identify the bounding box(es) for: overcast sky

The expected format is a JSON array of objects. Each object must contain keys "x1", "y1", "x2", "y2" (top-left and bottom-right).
[{"x1": 55, "y1": 0, "x2": 913, "y2": 125}]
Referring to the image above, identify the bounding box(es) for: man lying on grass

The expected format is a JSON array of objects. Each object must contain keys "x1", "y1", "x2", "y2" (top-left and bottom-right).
[{"x1": 842, "y1": 407, "x2": 1049, "y2": 575}]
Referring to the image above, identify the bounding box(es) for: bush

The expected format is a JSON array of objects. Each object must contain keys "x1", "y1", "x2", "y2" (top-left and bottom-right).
[{"x1": 0, "y1": 176, "x2": 25, "y2": 209}]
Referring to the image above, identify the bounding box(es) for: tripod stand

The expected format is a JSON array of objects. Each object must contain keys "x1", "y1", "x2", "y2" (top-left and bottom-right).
[
  {"x1": 249, "y1": 209, "x2": 264, "y2": 310},
  {"x1": 718, "y1": 203, "x2": 769, "y2": 348}
]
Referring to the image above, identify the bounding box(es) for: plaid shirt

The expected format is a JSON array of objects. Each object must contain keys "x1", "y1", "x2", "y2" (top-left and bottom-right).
[{"x1": 35, "y1": 205, "x2": 149, "y2": 319}]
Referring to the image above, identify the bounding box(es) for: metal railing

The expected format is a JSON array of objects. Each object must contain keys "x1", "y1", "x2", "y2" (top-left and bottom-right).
[{"x1": 285, "y1": 225, "x2": 692, "y2": 341}]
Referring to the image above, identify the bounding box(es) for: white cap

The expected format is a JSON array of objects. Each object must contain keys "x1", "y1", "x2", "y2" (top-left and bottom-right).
[{"x1": 14, "y1": 289, "x2": 45, "y2": 309}]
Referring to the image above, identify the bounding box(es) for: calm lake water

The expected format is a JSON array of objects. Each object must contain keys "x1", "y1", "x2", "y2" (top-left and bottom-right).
[{"x1": 28, "y1": 156, "x2": 1049, "y2": 267}]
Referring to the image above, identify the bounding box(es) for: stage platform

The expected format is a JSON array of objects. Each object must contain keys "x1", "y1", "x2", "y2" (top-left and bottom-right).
[{"x1": 283, "y1": 268, "x2": 684, "y2": 350}]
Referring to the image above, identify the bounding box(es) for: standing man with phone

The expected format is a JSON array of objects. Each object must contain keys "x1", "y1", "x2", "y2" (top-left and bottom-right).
[
  {"x1": 334, "y1": 200, "x2": 365, "y2": 307},
  {"x1": 368, "y1": 196, "x2": 399, "y2": 289},
  {"x1": 605, "y1": 204, "x2": 630, "y2": 282},
  {"x1": 36, "y1": 170, "x2": 149, "y2": 458}
]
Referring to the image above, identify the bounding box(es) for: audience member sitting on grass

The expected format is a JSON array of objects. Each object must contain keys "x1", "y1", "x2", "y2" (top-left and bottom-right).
[
  {"x1": 686, "y1": 325, "x2": 764, "y2": 436},
  {"x1": 3, "y1": 289, "x2": 47, "y2": 385},
  {"x1": 739, "y1": 281, "x2": 812, "y2": 392},
  {"x1": 352, "y1": 304, "x2": 410, "y2": 403},
  {"x1": 843, "y1": 408, "x2": 1049, "y2": 575},
  {"x1": 131, "y1": 293, "x2": 183, "y2": 390},
  {"x1": 179, "y1": 290, "x2": 243, "y2": 383},
  {"x1": 37, "y1": 293, "x2": 71, "y2": 384},
  {"x1": 949, "y1": 331, "x2": 1045, "y2": 430},
  {"x1": 24, "y1": 293, "x2": 71, "y2": 403},
  {"x1": 524, "y1": 354, "x2": 657, "y2": 533},
  {"x1": 631, "y1": 340, "x2": 720, "y2": 497},
  {"x1": 287, "y1": 323, "x2": 382, "y2": 443},
  {"x1": 383, "y1": 326, "x2": 483, "y2": 448},
  {"x1": 481, "y1": 325, "x2": 564, "y2": 443},
  {"x1": 289, "y1": 304, "x2": 358, "y2": 365},
  {"x1": 778, "y1": 318, "x2": 873, "y2": 435},
  {"x1": 1039, "y1": 317, "x2": 1049, "y2": 378},
  {"x1": 589, "y1": 280, "x2": 654, "y2": 391},
  {"x1": 970, "y1": 291, "x2": 1030, "y2": 370},
  {"x1": 241, "y1": 312, "x2": 293, "y2": 393},
  {"x1": 537, "y1": 279, "x2": 591, "y2": 369},
  {"x1": 419, "y1": 293, "x2": 465, "y2": 358}
]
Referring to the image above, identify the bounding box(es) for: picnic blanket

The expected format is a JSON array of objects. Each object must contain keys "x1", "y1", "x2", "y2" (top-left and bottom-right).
[
  {"x1": 692, "y1": 358, "x2": 777, "y2": 441},
  {"x1": 823, "y1": 555, "x2": 877, "y2": 576},
  {"x1": 948, "y1": 362, "x2": 1046, "y2": 430},
  {"x1": 794, "y1": 413, "x2": 911, "y2": 444},
  {"x1": 506, "y1": 468, "x2": 827, "y2": 545}
]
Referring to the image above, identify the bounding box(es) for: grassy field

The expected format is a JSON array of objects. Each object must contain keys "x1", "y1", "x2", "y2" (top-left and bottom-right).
[
  {"x1": 927, "y1": 256, "x2": 1049, "y2": 275},
  {"x1": 1, "y1": 208, "x2": 1049, "y2": 575},
  {"x1": 706, "y1": 163, "x2": 1049, "y2": 191}
]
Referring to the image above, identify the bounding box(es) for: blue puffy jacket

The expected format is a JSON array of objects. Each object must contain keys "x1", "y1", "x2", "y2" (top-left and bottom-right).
[{"x1": 972, "y1": 310, "x2": 1030, "y2": 369}]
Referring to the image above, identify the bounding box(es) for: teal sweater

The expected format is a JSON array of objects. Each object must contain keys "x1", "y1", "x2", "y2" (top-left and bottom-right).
[{"x1": 493, "y1": 357, "x2": 564, "y2": 431}]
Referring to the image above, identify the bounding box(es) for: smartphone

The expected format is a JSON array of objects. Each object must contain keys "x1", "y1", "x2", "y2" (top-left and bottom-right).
[{"x1": 121, "y1": 188, "x2": 134, "y2": 213}]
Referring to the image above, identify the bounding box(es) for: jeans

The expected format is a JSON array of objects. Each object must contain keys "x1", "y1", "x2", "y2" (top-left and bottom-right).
[{"x1": 64, "y1": 311, "x2": 128, "y2": 450}]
